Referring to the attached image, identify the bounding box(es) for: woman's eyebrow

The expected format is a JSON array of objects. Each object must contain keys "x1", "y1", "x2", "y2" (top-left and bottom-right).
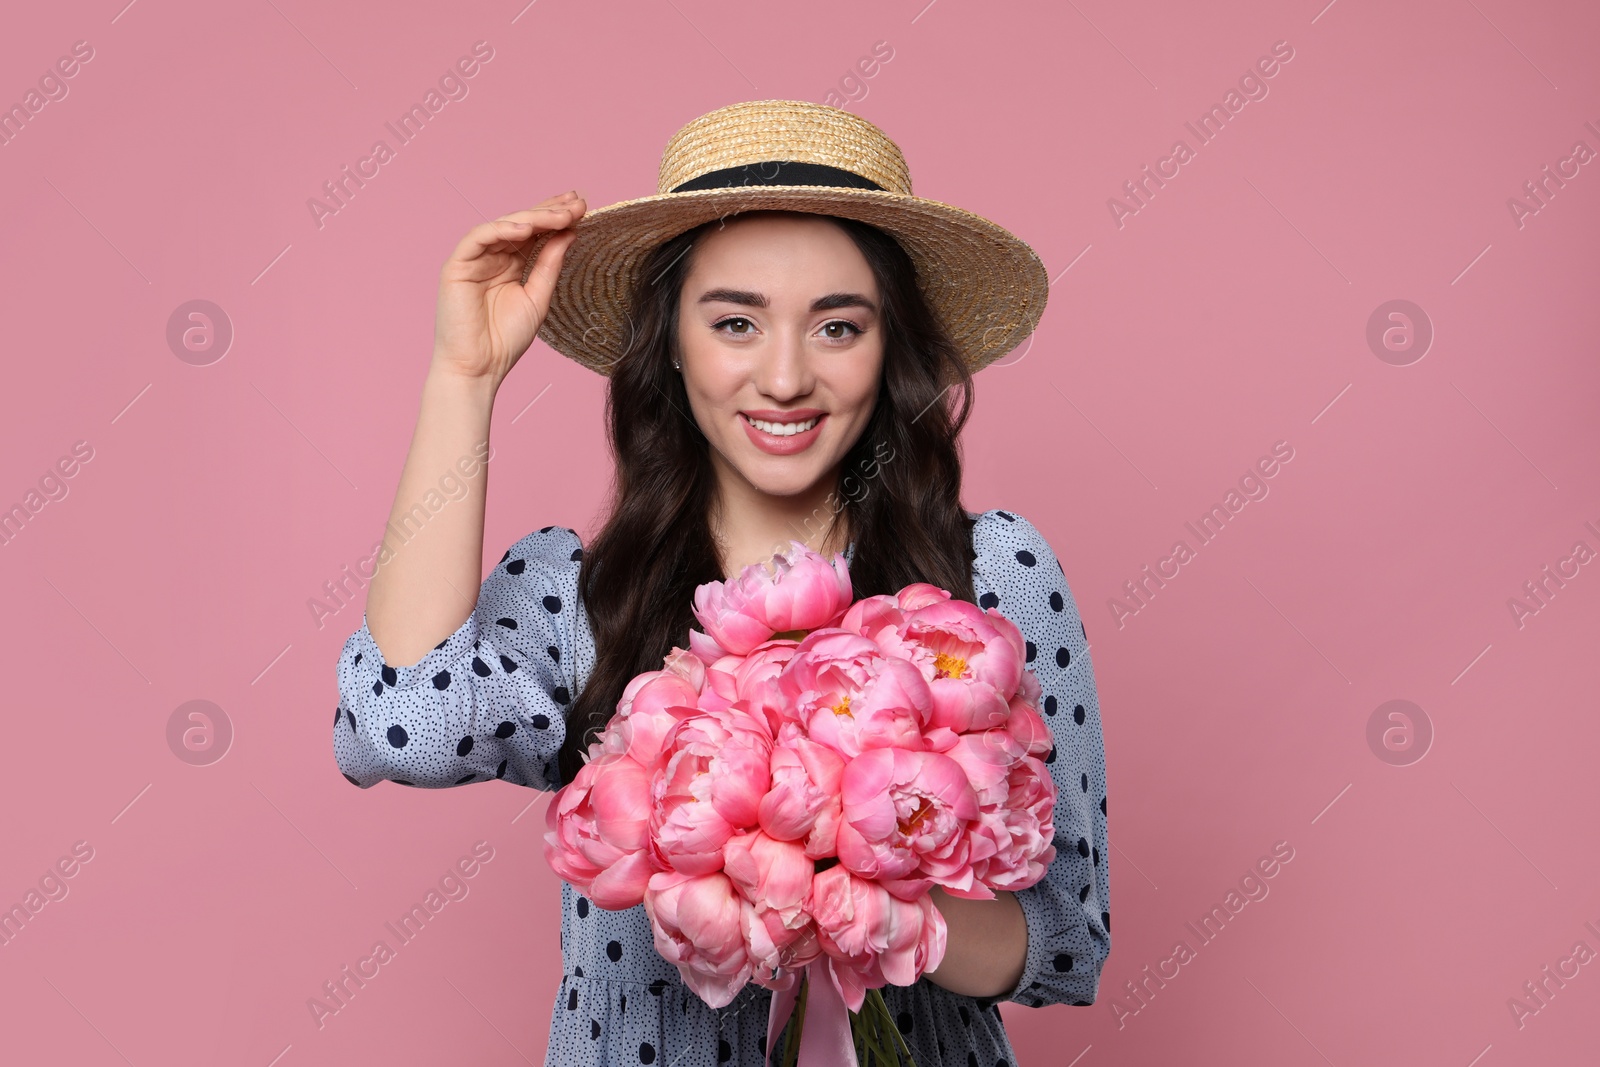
[{"x1": 696, "y1": 288, "x2": 878, "y2": 314}]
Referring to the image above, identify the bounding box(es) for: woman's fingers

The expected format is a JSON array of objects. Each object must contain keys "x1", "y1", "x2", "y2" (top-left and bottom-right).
[
  {"x1": 450, "y1": 193, "x2": 587, "y2": 263},
  {"x1": 518, "y1": 227, "x2": 579, "y2": 325}
]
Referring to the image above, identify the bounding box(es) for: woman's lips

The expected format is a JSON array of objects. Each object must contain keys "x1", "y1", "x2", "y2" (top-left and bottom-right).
[{"x1": 740, "y1": 412, "x2": 825, "y2": 455}]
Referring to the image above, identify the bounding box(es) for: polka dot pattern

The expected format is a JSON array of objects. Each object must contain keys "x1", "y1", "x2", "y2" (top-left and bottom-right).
[
  {"x1": 330, "y1": 511, "x2": 1112, "y2": 1063},
  {"x1": 333, "y1": 526, "x2": 581, "y2": 793}
]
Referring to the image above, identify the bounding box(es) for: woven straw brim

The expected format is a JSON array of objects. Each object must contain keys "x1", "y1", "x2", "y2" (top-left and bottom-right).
[{"x1": 519, "y1": 185, "x2": 1049, "y2": 377}]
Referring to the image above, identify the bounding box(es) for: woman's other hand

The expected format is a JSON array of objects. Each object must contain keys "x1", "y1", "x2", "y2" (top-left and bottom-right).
[{"x1": 430, "y1": 191, "x2": 588, "y2": 385}]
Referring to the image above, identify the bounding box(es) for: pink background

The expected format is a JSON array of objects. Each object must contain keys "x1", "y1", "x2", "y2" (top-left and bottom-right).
[{"x1": 2, "y1": 0, "x2": 1597, "y2": 1063}]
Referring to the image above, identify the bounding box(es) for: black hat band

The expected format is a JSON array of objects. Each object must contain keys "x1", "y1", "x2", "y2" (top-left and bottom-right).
[{"x1": 670, "y1": 160, "x2": 884, "y2": 193}]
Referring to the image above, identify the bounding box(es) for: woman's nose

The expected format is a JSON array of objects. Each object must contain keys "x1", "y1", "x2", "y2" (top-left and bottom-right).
[{"x1": 751, "y1": 328, "x2": 813, "y2": 398}]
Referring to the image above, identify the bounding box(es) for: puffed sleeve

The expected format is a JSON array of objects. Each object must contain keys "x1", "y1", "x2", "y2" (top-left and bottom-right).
[
  {"x1": 969, "y1": 509, "x2": 1111, "y2": 1009},
  {"x1": 332, "y1": 525, "x2": 584, "y2": 792}
]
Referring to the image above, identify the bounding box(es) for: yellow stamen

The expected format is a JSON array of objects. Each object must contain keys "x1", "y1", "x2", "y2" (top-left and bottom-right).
[
  {"x1": 832, "y1": 695, "x2": 853, "y2": 718},
  {"x1": 897, "y1": 797, "x2": 935, "y2": 835},
  {"x1": 933, "y1": 651, "x2": 967, "y2": 679}
]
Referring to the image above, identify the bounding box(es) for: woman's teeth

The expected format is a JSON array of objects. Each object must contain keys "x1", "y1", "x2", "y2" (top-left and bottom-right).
[{"x1": 743, "y1": 414, "x2": 819, "y2": 436}]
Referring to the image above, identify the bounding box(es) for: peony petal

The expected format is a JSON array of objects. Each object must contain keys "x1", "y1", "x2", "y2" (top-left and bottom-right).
[{"x1": 588, "y1": 849, "x2": 656, "y2": 910}]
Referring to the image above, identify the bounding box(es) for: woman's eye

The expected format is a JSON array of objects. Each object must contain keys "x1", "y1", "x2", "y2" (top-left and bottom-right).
[{"x1": 711, "y1": 317, "x2": 862, "y2": 341}]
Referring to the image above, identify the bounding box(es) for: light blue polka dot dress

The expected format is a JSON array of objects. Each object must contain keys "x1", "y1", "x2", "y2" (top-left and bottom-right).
[{"x1": 332, "y1": 509, "x2": 1111, "y2": 1065}]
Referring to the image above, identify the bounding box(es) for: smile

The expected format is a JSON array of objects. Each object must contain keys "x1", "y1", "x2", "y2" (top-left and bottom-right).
[
  {"x1": 739, "y1": 412, "x2": 826, "y2": 456},
  {"x1": 741, "y1": 413, "x2": 819, "y2": 435}
]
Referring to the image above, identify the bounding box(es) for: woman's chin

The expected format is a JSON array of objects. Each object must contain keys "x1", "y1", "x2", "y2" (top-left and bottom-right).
[{"x1": 737, "y1": 459, "x2": 830, "y2": 499}]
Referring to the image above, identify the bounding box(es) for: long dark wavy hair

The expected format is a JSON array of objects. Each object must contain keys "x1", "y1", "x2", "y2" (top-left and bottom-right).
[{"x1": 557, "y1": 210, "x2": 980, "y2": 785}]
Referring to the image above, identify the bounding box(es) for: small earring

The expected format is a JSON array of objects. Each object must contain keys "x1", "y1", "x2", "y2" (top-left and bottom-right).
[{"x1": 673, "y1": 359, "x2": 682, "y2": 371}]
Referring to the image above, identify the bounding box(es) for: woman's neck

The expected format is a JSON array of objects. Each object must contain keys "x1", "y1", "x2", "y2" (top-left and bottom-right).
[{"x1": 710, "y1": 472, "x2": 850, "y2": 579}]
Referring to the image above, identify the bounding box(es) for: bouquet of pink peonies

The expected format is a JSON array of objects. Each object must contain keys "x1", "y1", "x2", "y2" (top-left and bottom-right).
[{"x1": 543, "y1": 541, "x2": 1057, "y2": 1067}]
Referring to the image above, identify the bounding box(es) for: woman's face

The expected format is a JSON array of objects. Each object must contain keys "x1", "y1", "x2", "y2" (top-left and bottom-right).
[{"x1": 676, "y1": 212, "x2": 884, "y2": 503}]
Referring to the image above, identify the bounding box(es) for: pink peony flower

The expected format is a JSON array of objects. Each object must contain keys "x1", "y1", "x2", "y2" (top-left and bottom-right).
[
  {"x1": 836, "y1": 593, "x2": 905, "y2": 645},
  {"x1": 1003, "y1": 690, "x2": 1054, "y2": 759},
  {"x1": 544, "y1": 540, "x2": 1064, "y2": 1035},
  {"x1": 810, "y1": 865, "x2": 948, "y2": 1012},
  {"x1": 968, "y1": 755, "x2": 1058, "y2": 892},
  {"x1": 747, "y1": 920, "x2": 821, "y2": 992},
  {"x1": 834, "y1": 583, "x2": 950, "y2": 645},
  {"x1": 662, "y1": 645, "x2": 707, "y2": 691},
  {"x1": 687, "y1": 626, "x2": 729, "y2": 667},
  {"x1": 608, "y1": 670, "x2": 702, "y2": 769},
  {"x1": 757, "y1": 725, "x2": 847, "y2": 858},
  {"x1": 705, "y1": 640, "x2": 802, "y2": 730},
  {"x1": 895, "y1": 583, "x2": 952, "y2": 610},
  {"x1": 877, "y1": 600, "x2": 1028, "y2": 715},
  {"x1": 723, "y1": 831, "x2": 821, "y2": 984},
  {"x1": 941, "y1": 730, "x2": 1018, "y2": 809},
  {"x1": 1015, "y1": 662, "x2": 1043, "y2": 707},
  {"x1": 692, "y1": 541, "x2": 854, "y2": 655},
  {"x1": 542, "y1": 751, "x2": 657, "y2": 909},
  {"x1": 778, "y1": 631, "x2": 932, "y2": 758},
  {"x1": 649, "y1": 708, "x2": 772, "y2": 875},
  {"x1": 643, "y1": 870, "x2": 753, "y2": 1009},
  {"x1": 835, "y1": 747, "x2": 980, "y2": 891},
  {"x1": 723, "y1": 830, "x2": 813, "y2": 927}
]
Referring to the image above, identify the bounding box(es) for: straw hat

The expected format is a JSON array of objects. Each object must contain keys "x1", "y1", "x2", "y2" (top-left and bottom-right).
[{"x1": 520, "y1": 99, "x2": 1050, "y2": 377}]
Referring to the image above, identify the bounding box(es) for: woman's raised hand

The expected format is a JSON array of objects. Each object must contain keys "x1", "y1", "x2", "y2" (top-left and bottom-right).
[{"x1": 430, "y1": 191, "x2": 588, "y2": 385}]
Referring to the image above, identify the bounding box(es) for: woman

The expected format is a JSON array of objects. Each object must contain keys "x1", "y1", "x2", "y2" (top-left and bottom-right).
[{"x1": 332, "y1": 100, "x2": 1110, "y2": 1066}]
